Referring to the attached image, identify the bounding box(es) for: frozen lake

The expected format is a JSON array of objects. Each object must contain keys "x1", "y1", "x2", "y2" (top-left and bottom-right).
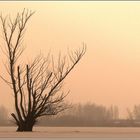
[{"x1": 1, "y1": 127, "x2": 140, "y2": 139}]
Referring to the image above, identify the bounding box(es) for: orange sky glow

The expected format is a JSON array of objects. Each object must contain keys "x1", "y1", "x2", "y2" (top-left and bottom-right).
[{"x1": 0, "y1": 2, "x2": 140, "y2": 117}]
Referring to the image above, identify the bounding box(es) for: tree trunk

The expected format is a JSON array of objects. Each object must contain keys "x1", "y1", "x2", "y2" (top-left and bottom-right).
[{"x1": 16, "y1": 120, "x2": 35, "y2": 132}]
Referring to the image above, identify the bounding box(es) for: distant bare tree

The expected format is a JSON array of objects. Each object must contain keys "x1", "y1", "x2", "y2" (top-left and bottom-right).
[
  {"x1": 0, "y1": 9, "x2": 86, "y2": 131},
  {"x1": 108, "y1": 105, "x2": 119, "y2": 121},
  {"x1": 127, "y1": 105, "x2": 140, "y2": 121},
  {"x1": 0, "y1": 106, "x2": 8, "y2": 126}
]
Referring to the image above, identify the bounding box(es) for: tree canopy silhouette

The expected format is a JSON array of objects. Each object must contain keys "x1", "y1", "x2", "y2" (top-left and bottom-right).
[{"x1": 0, "y1": 9, "x2": 86, "y2": 131}]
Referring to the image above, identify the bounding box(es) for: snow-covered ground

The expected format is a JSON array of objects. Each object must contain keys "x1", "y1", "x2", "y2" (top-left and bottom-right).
[{"x1": 1, "y1": 127, "x2": 140, "y2": 138}]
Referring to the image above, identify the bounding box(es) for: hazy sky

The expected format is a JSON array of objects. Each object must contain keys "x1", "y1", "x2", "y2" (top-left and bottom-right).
[{"x1": 0, "y1": 1, "x2": 140, "y2": 117}]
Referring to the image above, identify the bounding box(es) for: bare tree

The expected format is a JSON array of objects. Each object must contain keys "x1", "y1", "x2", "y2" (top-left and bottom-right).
[
  {"x1": 127, "y1": 105, "x2": 140, "y2": 121},
  {"x1": 0, "y1": 9, "x2": 86, "y2": 131}
]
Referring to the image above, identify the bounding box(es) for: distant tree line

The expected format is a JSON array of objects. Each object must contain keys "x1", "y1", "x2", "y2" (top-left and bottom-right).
[
  {"x1": 38, "y1": 103, "x2": 120, "y2": 127},
  {"x1": 1, "y1": 103, "x2": 140, "y2": 127},
  {"x1": 38, "y1": 103, "x2": 140, "y2": 127}
]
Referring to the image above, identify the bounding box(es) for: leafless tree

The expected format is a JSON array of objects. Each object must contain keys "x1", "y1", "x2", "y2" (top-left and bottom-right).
[
  {"x1": 0, "y1": 9, "x2": 86, "y2": 131},
  {"x1": 127, "y1": 105, "x2": 140, "y2": 121}
]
